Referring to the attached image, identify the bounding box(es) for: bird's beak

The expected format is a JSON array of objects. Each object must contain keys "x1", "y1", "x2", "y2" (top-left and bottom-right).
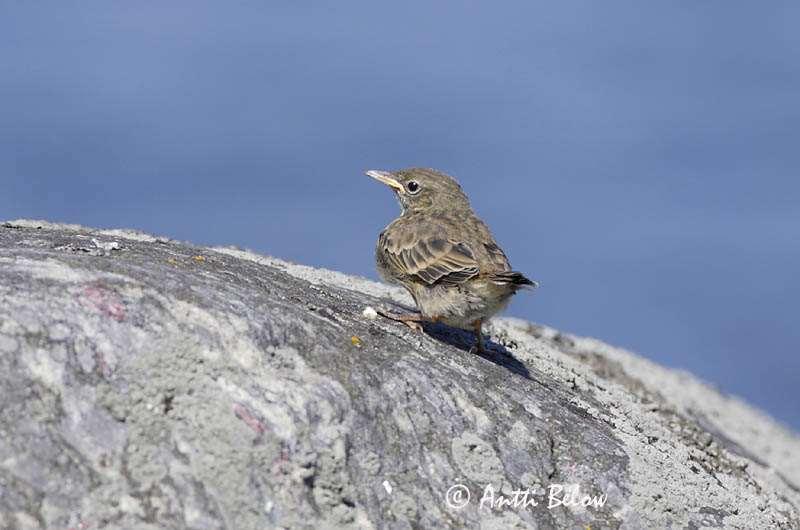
[{"x1": 366, "y1": 170, "x2": 404, "y2": 193}]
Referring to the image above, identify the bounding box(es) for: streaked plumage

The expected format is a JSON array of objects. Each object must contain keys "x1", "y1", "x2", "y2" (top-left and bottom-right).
[{"x1": 367, "y1": 167, "x2": 536, "y2": 351}]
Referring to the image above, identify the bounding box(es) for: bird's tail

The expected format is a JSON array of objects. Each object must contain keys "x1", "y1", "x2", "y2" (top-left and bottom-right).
[{"x1": 491, "y1": 271, "x2": 539, "y2": 289}]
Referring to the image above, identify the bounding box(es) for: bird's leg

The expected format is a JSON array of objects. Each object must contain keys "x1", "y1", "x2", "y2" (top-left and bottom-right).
[
  {"x1": 472, "y1": 319, "x2": 485, "y2": 353},
  {"x1": 376, "y1": 309, "x2": 428, "y2": 333}
]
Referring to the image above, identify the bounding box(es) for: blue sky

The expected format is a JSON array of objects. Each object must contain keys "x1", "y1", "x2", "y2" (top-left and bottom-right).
[{"x1": 2, "y1": 2, "x2": 799, "y2": 429}]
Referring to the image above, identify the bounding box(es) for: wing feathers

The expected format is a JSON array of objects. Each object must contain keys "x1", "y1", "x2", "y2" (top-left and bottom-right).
[{"x1": 382, "y1": 233, "x2": 479, "y2": 286}]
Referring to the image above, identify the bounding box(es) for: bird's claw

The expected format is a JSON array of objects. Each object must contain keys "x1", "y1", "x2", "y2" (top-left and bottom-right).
[
  {"x1": 404, "y1": 321, "x2": 424, "y2": 333},
  {"x1": 469, "y1": 342, "x2": 487, "y2": 355},
  {"x1": 376, "y1": 309, "x2": 426, "y2": 333}
]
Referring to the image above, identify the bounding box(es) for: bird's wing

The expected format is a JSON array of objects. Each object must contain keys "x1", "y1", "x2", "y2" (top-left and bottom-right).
[
  {"x1": 482, "y1": 240, "x2": 512, "y2": 272},
  {"x1": 380, "y1": 227, "x2": 480, "y2": 286}
]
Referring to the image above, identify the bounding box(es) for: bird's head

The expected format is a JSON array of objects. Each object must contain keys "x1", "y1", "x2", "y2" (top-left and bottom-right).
[{"x1": 366, "y1": 167, "x2": 470, "y2": 214}]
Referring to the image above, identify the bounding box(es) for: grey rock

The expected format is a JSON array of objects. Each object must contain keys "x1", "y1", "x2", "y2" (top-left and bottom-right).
[{"x1": 0, "y1": 219, "x2": 798, "y2": 530}]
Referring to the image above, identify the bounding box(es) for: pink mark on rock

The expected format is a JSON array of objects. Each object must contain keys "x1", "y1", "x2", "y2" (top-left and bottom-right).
[
  {"x1": 94, "y1": 350, "x2": 112, "y2": 378},
  {"x1": 233, "y1": 403, "x2": 267, "y2": 435},
  {"x1": 80, "y1": 283, "x2": 126, "y2": 322}
]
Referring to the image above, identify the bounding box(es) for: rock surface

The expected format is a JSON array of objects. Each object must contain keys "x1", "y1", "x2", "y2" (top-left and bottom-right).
[{"x1": 0, "y1": 219, "x2": 798, "y2": 530}]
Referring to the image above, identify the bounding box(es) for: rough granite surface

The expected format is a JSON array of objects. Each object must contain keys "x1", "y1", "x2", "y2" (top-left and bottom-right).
[{"x1": 0, "y1": 219, "x2": 798, "y2": 530}]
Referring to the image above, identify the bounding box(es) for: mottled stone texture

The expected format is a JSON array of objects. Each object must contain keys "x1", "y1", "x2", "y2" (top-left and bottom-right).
[{"x1": 0, "y1": 220, "x2": 798, "y2": 530}]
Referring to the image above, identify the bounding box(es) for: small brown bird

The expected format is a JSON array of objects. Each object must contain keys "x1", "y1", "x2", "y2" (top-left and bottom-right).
[{"x1": 367, "y1": 167, "x2": 537, "y2": 352}]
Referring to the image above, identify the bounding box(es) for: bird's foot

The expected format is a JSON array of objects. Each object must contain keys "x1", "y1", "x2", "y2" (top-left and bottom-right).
[
  {"x1": 470, "y1": 319, "x2": 486, "y2": 354},
  {"x1": 469, "y1": 340, "x2": 487, "y2": 355},
  {"x1": 376, "y1": 309, "x2": 427, "y2": 333}
]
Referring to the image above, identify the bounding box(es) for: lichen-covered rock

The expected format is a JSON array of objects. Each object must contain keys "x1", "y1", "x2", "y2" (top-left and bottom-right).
[{"x1": 0, "y1": 219, "x2": 798, "y2": 529}]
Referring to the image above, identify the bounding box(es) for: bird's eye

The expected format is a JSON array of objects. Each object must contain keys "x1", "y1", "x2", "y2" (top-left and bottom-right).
[{"x1": 406, "y1": 180, "x2": 421, "y2": 194}]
